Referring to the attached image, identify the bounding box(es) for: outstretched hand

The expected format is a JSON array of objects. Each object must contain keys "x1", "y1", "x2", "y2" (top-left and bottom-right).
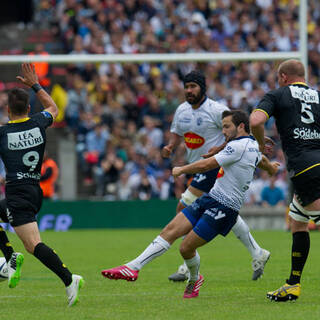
[{"x1": 16, "y1": 63, "x2": 39, "y2": 88}]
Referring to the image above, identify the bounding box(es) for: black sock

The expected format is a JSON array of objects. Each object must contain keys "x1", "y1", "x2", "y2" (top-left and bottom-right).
[
  {"x1": 0, "y1": 226, "x2": 14, "y2": 262},
  {"x1": 287, "y1": 231, "x2": 310, "y2": 285},
  {"x1": 33, "y1": 242, "x2": 72, "y2": 287}
]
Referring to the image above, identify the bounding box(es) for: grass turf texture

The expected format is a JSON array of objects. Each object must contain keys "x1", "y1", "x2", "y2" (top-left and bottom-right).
[{"x1": 1, "y1": 229, "x2": 320, "y2": 320}]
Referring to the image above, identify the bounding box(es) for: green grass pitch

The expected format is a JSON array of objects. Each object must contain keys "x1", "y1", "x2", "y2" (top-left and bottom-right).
[{"x1": 1, "y1": 229, "x2": 320, "y2": 320}]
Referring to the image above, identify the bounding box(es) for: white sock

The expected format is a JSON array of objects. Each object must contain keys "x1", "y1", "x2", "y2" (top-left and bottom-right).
[
  {"x1": 126, "y1": 235, "x2": 170, "y2": 270},
  {"x1": 232, "y1": 216, "x2": 262, "y2": 259},
  {"x1": 184, "y1": 251, "x2": 200, "y2": 282}
]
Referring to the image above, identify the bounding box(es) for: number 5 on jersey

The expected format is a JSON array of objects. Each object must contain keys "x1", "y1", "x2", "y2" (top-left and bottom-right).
[{"x1": 301, "y1": 102, "x2": 314, "y2": 124}]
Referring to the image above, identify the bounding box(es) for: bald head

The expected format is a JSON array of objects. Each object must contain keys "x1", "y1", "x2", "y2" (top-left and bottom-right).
[
  {"x1": 278, "y1": 59, "x2": 305, "y2": 78},
  {"x1": 277, "y1": 59, "x2": 305, "y2": 87}
]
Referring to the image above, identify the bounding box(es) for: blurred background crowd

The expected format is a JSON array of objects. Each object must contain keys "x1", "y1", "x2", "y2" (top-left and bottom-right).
[{"x1": 0, "y1": 0, "x2": 320, "y2": 205}]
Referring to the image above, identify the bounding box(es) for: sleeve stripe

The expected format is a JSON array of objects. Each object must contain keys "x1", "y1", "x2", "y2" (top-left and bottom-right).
[{"x1": 253, "y1": 108, "x2": 270, "y2": 120}]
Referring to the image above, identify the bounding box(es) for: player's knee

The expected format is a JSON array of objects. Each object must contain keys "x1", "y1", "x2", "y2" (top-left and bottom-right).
[{"x1": 180, "y1": 189, "x2": 198, "y2": 207}]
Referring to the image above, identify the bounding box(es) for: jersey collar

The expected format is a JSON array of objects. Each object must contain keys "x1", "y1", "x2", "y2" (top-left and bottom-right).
[
  {"x1": 8, "y1": 117, "x2": 30, "y2": 124},
  {"x1": 200, "y1": 96, "x2": 207, "y2": 106},
  {"x1": 191, "y1": 96, "x2": 207, "y2": 109},
  {"x1": 291, "y1": 82, "x2": 308, "y2": 87},
  {"x1": 233, "y1": 135, "x2": 255, "y2": 141}
]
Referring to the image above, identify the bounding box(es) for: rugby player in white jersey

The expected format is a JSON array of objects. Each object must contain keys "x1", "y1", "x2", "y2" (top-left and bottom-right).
[
  {"x1": 101, "y1": 110, "x2": 279, "y2": 298},
  {"x1": 162, "y1": 71, "x2": 271, "y2": 281}
]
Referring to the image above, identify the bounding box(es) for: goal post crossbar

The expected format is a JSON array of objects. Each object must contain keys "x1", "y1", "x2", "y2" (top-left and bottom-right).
[{"x1": 0, "y1": 51, "x2": 302, "y2": 65}]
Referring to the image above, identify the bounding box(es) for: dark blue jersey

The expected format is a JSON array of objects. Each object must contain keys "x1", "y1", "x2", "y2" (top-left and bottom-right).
[{"x1": 0, "y1": 111, "x2": 53, "y2": 185}]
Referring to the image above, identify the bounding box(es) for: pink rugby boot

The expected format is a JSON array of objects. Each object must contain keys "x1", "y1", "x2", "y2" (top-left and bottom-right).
[
  {"x1": 101, "y1": 265, "x2": 139, "y2": 282},
  {"x1": 183, "y1": 274, "x2": 204, "y2": 298}
]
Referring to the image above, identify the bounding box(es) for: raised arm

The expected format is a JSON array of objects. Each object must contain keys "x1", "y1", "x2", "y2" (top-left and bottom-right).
[
  {"x1": 16, "y1": 63, "x2": 58, "y2": 119},
  {"x1": 172, "y1": 156, "x2": 219, "y2": 177},
  {"x1": 161, "y1": 132, "x2": 182, "y2": 158},
  {"x1": 250, "y1": 110, "x2": 268, "y2": 152}
]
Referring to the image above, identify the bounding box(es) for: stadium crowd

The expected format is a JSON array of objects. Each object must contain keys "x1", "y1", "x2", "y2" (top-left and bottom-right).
[{"x1": 1, "y1": 0, "x2": 320, "y2": 202}]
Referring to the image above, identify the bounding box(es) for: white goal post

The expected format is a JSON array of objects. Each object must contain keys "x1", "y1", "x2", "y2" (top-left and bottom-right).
[{"x1": 0, "y1": 0, "x2": 308, "y2": 74}]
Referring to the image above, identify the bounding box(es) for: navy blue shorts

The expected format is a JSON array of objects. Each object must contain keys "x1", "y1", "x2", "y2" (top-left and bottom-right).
[
  {"x1": 190, "y1": 167, "x2": 220, "y2": 193},
  {"x1": 182, "y1": 193, "x2": 238, "y2": 242}
]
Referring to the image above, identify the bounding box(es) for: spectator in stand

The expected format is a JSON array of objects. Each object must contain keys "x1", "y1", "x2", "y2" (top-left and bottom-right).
[
  {"x1": 85, "y1": 123, "x2": 109, "y2": 156},
  {"x1": 136, "y1": 169, "x2": 153, "y2": 201},
  {"x1": 50, "y1": 82, "x2": 68, "y2": 126},
  {"x1": 129, "y1": 166, "x2": 157, "y2": 199},
  {"x1": 70, "y1": 35, "x2": 88, "y2": 71},
  {"x1": 151, "y1": 169, "x2": 175, "y2": 200},
  {"x1": 65, "y1": 74, "x2": 88, "y2": 130},
  {"x1": 40, "y1": 152, "x2": 59, "y2": 200},
  {"x1": 28, "y1": 43, "x2": 51, "y2": 90},
  {"x1": 261, "y1": 175, "x2": 286, "y2": 207},
  {"x1": 147, "y1": 148, "x2": 171, "y2": 178},
  {"x1": 83, "y1": 123, "x2": 109, "y2": 185},
  {"x1": 95, "y1": 147, "x2": 124, "y2": 197},
  {"x1": 138, "y1": 116, "x2": 163, "y2": 149},
  {"x1": 116, "y1": 170, "x2": 133, "y2": 201},
  {"x1": 244, "y1": 170, "x2": 270, "y2": 206}
]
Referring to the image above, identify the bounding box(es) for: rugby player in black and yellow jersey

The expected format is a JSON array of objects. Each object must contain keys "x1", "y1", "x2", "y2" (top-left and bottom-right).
[
  {"x1": 0, "y1": 63, "x2": 83, "y2": 306},
  {"x1": 250, "y1": 59, "x2": 320, "y2": 302}
]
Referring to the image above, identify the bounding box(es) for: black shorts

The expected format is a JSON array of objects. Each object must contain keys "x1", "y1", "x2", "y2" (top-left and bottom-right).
[
  {"x1": 291, "y1": 165, "x2": 320, "y2": 207},
  {"x1": 0, "y1": 184, "x2": 43, "y2": 227}
]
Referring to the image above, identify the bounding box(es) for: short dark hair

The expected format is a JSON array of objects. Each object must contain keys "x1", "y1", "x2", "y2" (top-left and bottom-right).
[
  {"x1": 8, "y1": 88, "x2": 29, "y2": 115},
  {"x1": 222, "y1": 110, "x2": 250, "y2": 133}
]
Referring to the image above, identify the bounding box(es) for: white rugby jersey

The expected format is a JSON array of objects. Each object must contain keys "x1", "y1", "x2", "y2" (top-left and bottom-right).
[
  {"x1": 171, "y1": 97, "x2": 228, "y2": 163},
  {"x1": 209, "y1": 136, "x2": 262, "y2": 211}
]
